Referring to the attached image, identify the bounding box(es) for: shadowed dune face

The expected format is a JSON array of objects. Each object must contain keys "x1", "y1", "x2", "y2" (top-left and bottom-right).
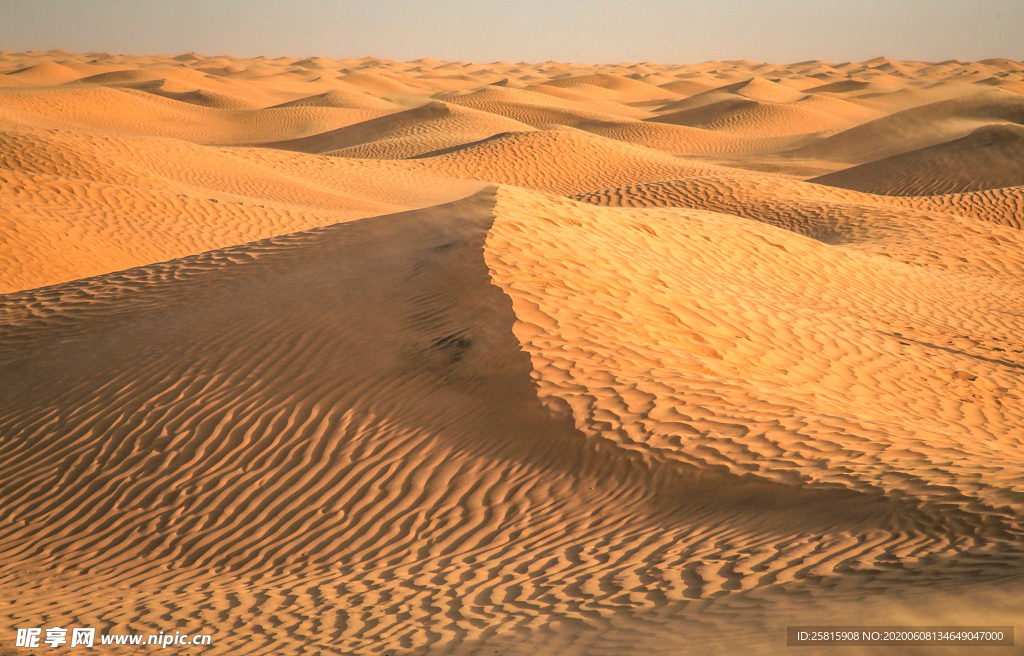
[
  {"x1": 1, "y1": 192, "x2": 605, "y2": 654},
  {"x1": 1, "y1": 51, "x2": 1024, "y2": 656}
]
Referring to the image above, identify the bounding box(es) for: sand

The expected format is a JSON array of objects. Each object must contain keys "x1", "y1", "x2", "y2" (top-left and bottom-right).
[
  {"x1": 809, "y1": 124, "x2": 1024, "y2": 195},
  {"x1": 1, "y1": 51, "x2": 1022, "y2": 656}
]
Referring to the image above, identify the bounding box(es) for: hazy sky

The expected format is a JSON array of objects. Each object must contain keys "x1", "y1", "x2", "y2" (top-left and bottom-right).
[{"x1": 1, "y1": 0, "x2": 1020, "y2": 63}]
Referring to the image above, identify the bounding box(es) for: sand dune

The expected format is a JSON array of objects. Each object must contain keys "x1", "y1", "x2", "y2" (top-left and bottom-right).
[
  {"x1": 655, "y1": 78, "x2": 805, "y2": 115},
  {"x1": 69, "y1": 66, "x2": 314, "y2": 108},
  {"x1": 0, "y1": 126, "x2": 483, "y2": 292},
  {"x1": 788, "y1": 90, "x2": 1024, "y2": 163},
  {"x1": 447, "y1": 85, "x2": 654, "y2": 126},
  {"x1": 3, "y1": 187, "x2": 1022, "y2": 655},
  {"x1": 570, "y1": 120, "x2": 813, "y2": 157},
  {"x1": 2, "y1": 51, "x2": 1023, "y2": 656},
  {"x1": 489, "y1": 185, "x2": 1024, "y2": 531},
  {"x1": 5, "y1": 60, "x2": 86, "y2": 85},
  {"x1": 264, "y1": 101, "x2": 534, "y2": 159},
  {"x1": 805, "y1": 76, "x2": 906, "y2": 95},
  {"x1": 657, "y1": 77, "x2": 720, "y2": 97},
  {"x1": 0, "y1": 86, "x2": 394, "y2": 144},
  {"x1": 408, "y1": 127, "x2": 733, "y2": 195},
  {"x1": 573, "y1": 176, "x2": 1024, "y2": 277},
  {"x1": 538, "y1": 72, "x2": 678, "y2": 102},
  {"x1": 651, "y1": 89, "x2": 883, "y2": 137},
  {"x1": 701, "y1": 77, "x2": 809, "y2": 104},
  {"x1": 270, "y1": 88, "x2": 399, "y2": 110},
  {"x1": 810, "y1": 123, "x2": 1024, "y2": 195},
  {"x1": 340, "y1": 71, "x2": 432, "y2": 97},
  {"x1": 898, "y1": 186, "x2": 1024, "y2": 229}
]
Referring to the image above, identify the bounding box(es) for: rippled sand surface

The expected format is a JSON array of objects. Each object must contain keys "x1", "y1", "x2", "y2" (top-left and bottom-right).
[{"x1": 2, "y1": 51, "x2": 1022, "y2": 655}]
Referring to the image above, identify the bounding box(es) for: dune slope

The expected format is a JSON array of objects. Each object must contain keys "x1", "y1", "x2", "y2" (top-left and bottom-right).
[
  {"x1": 810, "y1": 123, "x2": 1024, "y2": 195},
  {"x1": 263, "y1": 101, "x2": 534, "y2": 159},
  {"x1": 787, "y1": 91, "x2": 1024, "y2": 163},
  {"x1": 3, "y1": 188, "x2": 1023, "y2": 656}
]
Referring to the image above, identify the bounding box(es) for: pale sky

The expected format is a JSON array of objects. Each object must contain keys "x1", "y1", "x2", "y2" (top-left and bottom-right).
[{"x1": 1, "y1": 0, "x2": 1020, "y2": 64}]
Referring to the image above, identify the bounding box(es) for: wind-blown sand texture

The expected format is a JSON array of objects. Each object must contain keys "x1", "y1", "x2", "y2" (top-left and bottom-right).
[{"x1": 1, "y1": 51, "x2": 1023, "y2": 656}]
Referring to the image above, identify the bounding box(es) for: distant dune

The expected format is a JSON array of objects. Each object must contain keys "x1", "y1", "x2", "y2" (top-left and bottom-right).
[
  {"x1": 810, "y1": 123, "x2": 1024, "y2": 195},
  {"x1": 786, "y1": 90, "x2": 1024, "y2": 163},
  {"x1": 1, "y1": 50, "x2": 1022, "y2": 656},
  {"x1": 264, "y1": 100, "x2": 534, "y2": 159}
]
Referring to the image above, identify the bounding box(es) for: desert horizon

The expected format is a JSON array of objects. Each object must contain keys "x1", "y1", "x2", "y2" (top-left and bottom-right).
[{"x1": 1, "y1": 43, "x2": 1023, "y2": 655}]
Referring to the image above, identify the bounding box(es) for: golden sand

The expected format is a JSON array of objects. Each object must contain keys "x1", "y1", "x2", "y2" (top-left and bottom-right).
[{"x1": 1, "y1": 51, "x2": 1022, "y2": 655}]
